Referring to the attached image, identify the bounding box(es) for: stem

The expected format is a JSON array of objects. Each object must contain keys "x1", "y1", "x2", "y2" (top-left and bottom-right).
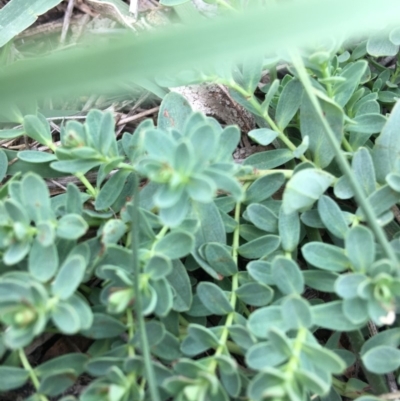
[
  {"x1": 75, "y1": 172, "x2": 97, "y2": 197},
  {"x1": 127, "y1": 310, "x2": 135, "y2": 357},
  {"x1": 228, "y1": 82, "x2": 308, "y2": 163},
  {"x1": 291, "y1": 52, "x2": 399, "y2": 270},
  {"x1": 19, "y1": 349, "x2": 49, "y2": 401},
  {"x1": 129, "y1": 175, "x2": 160, "y2": 401},
  {"x1": 238, "y1": 169, "x2": 293, "y2": 182},
  {"x1": 347, "y1": 330, "x2": 388, "y2": 395}
]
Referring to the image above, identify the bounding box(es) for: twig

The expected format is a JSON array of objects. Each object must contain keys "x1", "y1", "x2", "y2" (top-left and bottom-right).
[
  {"x1": 117, "y1": 106, "x2": 159, "y2": 125},
  {"x1": 60, "y1": 0, "x2": 76, "y2": 44}
]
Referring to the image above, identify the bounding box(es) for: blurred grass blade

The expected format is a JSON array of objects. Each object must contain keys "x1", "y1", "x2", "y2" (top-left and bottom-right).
[
  {"x1": 1, "y1": 0, "x2": 400, "y2": 103},
  {"x1": 0, "y1": 0, "x2": 64, "y2": 48}
]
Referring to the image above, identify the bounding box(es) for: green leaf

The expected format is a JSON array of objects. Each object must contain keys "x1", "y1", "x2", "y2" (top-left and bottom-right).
[
  {"x1": 17, "y1": 150, "x2": 57, "y2": 163},
  {"x1": 246, "y1": 203, "x2": 278, "y2": 233},
  {"x1": 248, "y1": 306, "x2": 286, "y2": 339},
  {"x1": 345, "y1": 225, "x2": 375, "y2": 273},
  {"x1": 51, "y1": 255, "x2": 86, "y2": 300},
  {"x1": 333, "y1": 61, "x2": 368, "y2": 107},
  {"x1": 98, "y1": 111, "x2": 116, "y2": 156},
  {"x1": 248, "y1": 128, "x2": 278, "y2": 146},
  {"x1": 191, "y1": 201, "x2": 226, "y2": 279},
  {"x1": 4, "y1": 240, "x2": 30, "y2": 265},
  {"x1": 155, "y1": 230, "x2": 194, "y2": 259},
  {"x1": 282, "y1": 296, "x2": 313, "y2": 329},
  {"x1": 367, "y1": 34, "x2": 399, "y2": 57},
  {"x1": 202, "y1": 242, "x2": 238, "y2": 277},
  {"x1": 51, "y1": 159, "x2": 102, "y2": 174},
  {"x1": 101, "y1": 219, "x2": 127, "y2": 245},
  {"x1": 276, "y1": 78, "x2": 303, "y2": 130},
  {"x1": 302, "y1": 342, "x2": 346, "y2": 374},
  {"x1": 242, "y1": 56, "x2": 263, "y2": 93},
  {"x1": 0, "y1": 149, "x2": 8, "y2": 182},
  {"x1": 21, "y1": 173, "x2": 52, "y2": 222},
  {"x1": 23, "y1": 114, "x2": 52, "y2": 145},
  {"x1": 95, "y1": 169, "x2": 131, "y2": 211},
  {"x1": 300, "y1": 95, "x2": 343, "y2": 168},
  {"x1": 167, "y1": 259, "x2": 192, "y2": 312},
  {"x1": 347, "y1": 113, "x2": 386, "y2": 134},
  {"x1": 261, "y1": 79, "x2": 280, "y2": 114},
  {"x1": 245, "y1": 172, "x2": 285, "y2": 204},
  {"x1": 362, "y1": 346, "x2": 400, "y2": 374},
  {"x1": 317, "y1": 195, "x2": 348, "y2": 239},
  {"x1": 197, "y1": 282, "x2": 233, "y2": 315},
  {"x1": 243, "y1": 149, "x2": 293, "y2": 169},
  {"x1": 235, "y1": 282, "x2": 274, "y2": 307},
  {"x1": 335, "y1": 273, "x2": 368, "y2": 299},
  {"x1": 38, "y1": 371, "x2": 76, "y2": 397},
  {"x1": 352, "y1": 147, "x2": 376, "y2": 196},
  {"x1": 29, "y1": 240, "x2": 58, "y2": 282},
  {"x1": 181, "y1": 324, "x2": 219, "y2": 356},
  {"x1": 52, "y1": 303, "x2": 80, "y2": 334},
  {"x1": 0, "y1": 366, "x2": 29, "y2": 391},
  {"x1": 373, "y1": 101, "x2": 400, "y2": 182},
  {"x1": 271, "y1": 257, "x2": 304, "y2": 295},
  {"x1": 0, "y1": 127, "x2": 24, "y2": 139},
  {"x1": 238, "y1": 234, "x2": 280, "y2": 259},
  {"x1": 35, "y1": 353, "x2": 88, "y2": 377},
  {"x1": 246, "y1": 342, "x2": 288, "y2": 370},
  {"x1": 278, "y1": 208, "x2": 300, "y2": 252},
  {"x1": 80, "y1": 313, "x2": 126, "y2": 339},
  {"x1": 312, "y1": 301, "x2": 364, "y2": 331},
  {"x1": 342, "y1": 297, "x2": 369, "y2": 324},
  {"x1": 57, "y1": 214, "x2": 88, "y2": 240},
  {"x1": 282, "y1": 169, "x2": 334, "y2": 214},
  {"x1": 302, "y1": 242, "x2": 350, "y2": 272},
  {"x1": 303, "y1": 270, "x2": 338, "y2": 292},
  {"x1": 247, "y1": 260, "x2": 274, "y2": 285},
  {"x1": 158, "y1": 92, "x2": 192, "y2": 132}
]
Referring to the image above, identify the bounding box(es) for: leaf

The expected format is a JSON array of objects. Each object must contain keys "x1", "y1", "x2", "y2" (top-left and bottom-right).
[
  {"x1": 21, "y1": 172, "x2": 52, "y2": 222},
  {"x1": 181, "y1": 324, "x2": 219, "y2": 356},
  {"x1": 271, "y1": 257, "x2": 304, "y2": 295},
  {"x1": 317, "y1": 195, "x2": 348, "y2": 239},
  {"x1": 0, "y1": 0, "x2": 64, "y2": 47},
  {"x1": 361, "y1": 328, "x2": 400, "y2": 354},
  {"x1": 52, "y1": 303, "x2": 80, "y2": 334},
  {"x1": 362, "y1": 346, "x2": 400, "y2": 374},
  {"x1": 80, "y1": 313, "x2": 126, "y2": 339},
  {"x1": 302, "y1": 242, "x2": 350, "y2": 272},
  {"x1": 246, "y1": 203, "x2": 278, "y2": 233},
  {"x1": 334, "y1": 273, "x2": 368, "y2": 299},
  {"x1": 303, "y1": 270, "x2": 338, "y2": 292},
  {"x1": 51, "y1": 159, "x2": 102, "y2": 174},
  {"x1": 373, "y1": 101, "x2": 400, "y2": 182},
  {"x1": 276, "y1": 78, "x2": 303, "y2": 130},
  {"x1": 38, "y1": 371, "x2": 76, "y2": 397},
  {"x1": 17, "y1": 150, "x2": 57, "y2": 163},
  {"x1": 248, "y1": 128, "x2": 278, "y2": 146},
  {"x1": 245, "y1": 172, "x2": 285, "y2": 204},
  {"x1": 0, "y1": 366, "x2": 29, "y2": 391},
  {"x1": 282, "y1": 169, "x2": 334, "y2": 214},
  {"x1": 158, "y1": 92, "x2": 192, "y2": 132},
  {"x1": 167, "y1": 259, "x2": 192, "y2": 312},
  {"x1": 312, "y1": 301, "x2": 365, "y2": 331},
  {"x1": 101, "y1": 219, "x2": 127, "y2": 245},
  {"x1": 352, "y1": 147, "x2": 376, "y2": 196},
  {"x1": 202, "y1": 242, "x2": 238, "y2": 277},
  {"x1": 247, "y1": 306, "x2": 286, "y2": 339},
  {"x1": 235, "y1": 282, "x2": 274, "y2": 307},
  {"x1": 282, "y1": 296, "x2": 313, "y2": 329},
  {"x1": 246, "y1": 342, "x2": 288, "y2": 370},
  {"x1": 197, "y1": 282, "x2": 233, "y2": 315},
  {"x1": 98, "y1": 111, "x2": 116, "y2": 156},
  {"x1": 243, "y1": 149, "x2": 293, "y2": 169},
  {"x1": 95, "y1": 169, "x2": 131, "y2": 211},
  {"x1": 278, "y1": 208, "x2": 300, "y2": 252},
  {"x1": 0, "y1": 127, "x2": 24, "y2": 139},
  {"x1": 0, "y1": 149, "x2": 8, "y2": 182},
  {"x1": 238, "y1": 235, "x2": 280, "y2": 259},
  {"x1": 300, "y1": 95, "x2": 343, "y2": 168},
  {"x1": 345, "y1": 225, "x2": 375, "y2": 273},
  {"x1": 35, "y1": 353, "x2": 88, "y2": 377},
  {"x1": 333, "y1": 61, "x2": 368, "y2": 107},
  {"x1": 155, "y1": 230, "x2": 194, "y2": 259},
  {"x1": 367, "y1": 33, "x2": 399, "y2": 57},
  {"x1": 29, "y1": 240, "x2": 58, "y2": 282},
  {"x1": 242, "y1": 56, "x2": 263, "y2": 93},
  {"x1": 191, "y1": 201, "x2": 226, "y2": 279},
  {"x1": 57, "y1": 214, "x2": 88, "y2": 240},
  {"x1": 51, "y1": 255, "x2": 86, "y2": 300}
]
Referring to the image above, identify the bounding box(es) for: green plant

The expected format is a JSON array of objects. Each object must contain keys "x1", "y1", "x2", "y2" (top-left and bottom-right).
[{"x1": 2, "y1": 1, "x2": 400, "y2": 401}]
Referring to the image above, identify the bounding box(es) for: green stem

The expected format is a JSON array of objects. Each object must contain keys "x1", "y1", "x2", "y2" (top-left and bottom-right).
[
  {"x1": 238, "y1": 168, "x2": 293, "y2": 182},
  {"x1": 129, "y1": 175, "x2": 160, "y2": 401},
  {"x1": 228, "y1": 82, "x2": 308, "y2": 163},
  {"x1": 75, "y1": 172, "x2": 97, "y2": 197},
  {"x1": 347, "y1": 330, "x2": 388, "y2": 395},
  {"x1": 291, "y1": 52, "x2": 399, "y2": 270},
  {"x1": 127, "y1": 310, "x2": 135, "y2": 357},
  {"x1": 19, "y1": 349, "x2": 49, "y2": 401}
]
